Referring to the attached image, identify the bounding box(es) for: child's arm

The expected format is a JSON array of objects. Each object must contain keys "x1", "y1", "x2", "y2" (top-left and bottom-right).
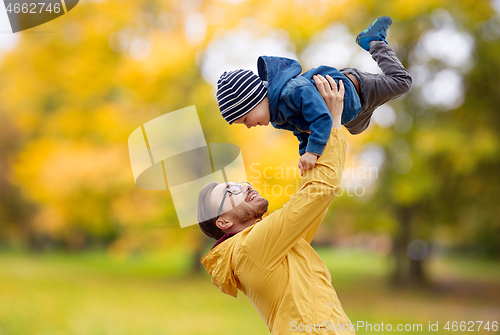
[
  {"x1": 296, "y1": 75, "x2": 345, "y2": 176},
  {"x1": 285, "y1": 82, "x2": 334, "y2": 156},
  {"x1": 292, "y1": 130, "x2": 318, "y2": 176},
  {"x1": 293, "y1": 130, "x2": 309, "y2": 156}
]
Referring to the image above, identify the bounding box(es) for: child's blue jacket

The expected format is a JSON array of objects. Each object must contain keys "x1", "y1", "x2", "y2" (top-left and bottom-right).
[{"x1": 257, "y1": 56, "x2": 361, "y2": 156}]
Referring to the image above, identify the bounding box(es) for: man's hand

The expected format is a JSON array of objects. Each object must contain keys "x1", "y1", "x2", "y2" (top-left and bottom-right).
[
  {"x1": 313, "y1": 74, "x2": 344, "y2": 129},
  {"x1": 298, "y1": 152, "x2": 318, "y2": 176}
]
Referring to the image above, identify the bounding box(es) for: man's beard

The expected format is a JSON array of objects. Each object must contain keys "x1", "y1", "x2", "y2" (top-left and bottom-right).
[{"x1": 234, "y1": 198, "x2": 269, "y2": 222}]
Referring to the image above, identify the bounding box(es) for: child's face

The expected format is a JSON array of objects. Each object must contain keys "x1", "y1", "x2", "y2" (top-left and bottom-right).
[{"x1": 232, "y1": 97, "x2": 270, "y2": 128}]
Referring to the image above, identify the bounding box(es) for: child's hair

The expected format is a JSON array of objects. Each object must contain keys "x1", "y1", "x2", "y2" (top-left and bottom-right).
[{"x1": 216, "y1": 69, "x2": 267, "y2": 124}]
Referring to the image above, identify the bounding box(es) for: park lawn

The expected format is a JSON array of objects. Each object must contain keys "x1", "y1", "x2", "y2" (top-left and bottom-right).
[{"x1": 0, "y1": 248, "x2": 498, "y2": 335}]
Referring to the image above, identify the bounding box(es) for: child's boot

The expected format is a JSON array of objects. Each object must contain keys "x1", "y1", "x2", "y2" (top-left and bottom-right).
[{"x1": 356, "y1": 16, "x2": 392, "y2": 51}]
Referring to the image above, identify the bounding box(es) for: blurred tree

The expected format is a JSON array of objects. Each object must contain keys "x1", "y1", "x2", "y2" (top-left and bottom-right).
[
  {"x1": 0, "y1": 114, "x2": 36, "y2": 248},
  {"x1": 332, "y1": 2, "x2": 500, "y2": 286},
  {"x1": 0, "y1": 0, "x2": 227, "y2": 256}
]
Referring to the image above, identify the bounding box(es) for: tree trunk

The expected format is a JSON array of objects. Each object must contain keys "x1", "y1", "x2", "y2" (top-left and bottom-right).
[
  {"x1": 391, "y1": 205, "x2": 411, "y2": 286},
  {"x1": 390, "y1": 205, "x2": 427, "y2": 287},
  {"x1": 409, "y1": 258, "x2": 426, "y2": 286},
  {"x1": 191, "y1": 235, "x2": 211, "y2": 274}
]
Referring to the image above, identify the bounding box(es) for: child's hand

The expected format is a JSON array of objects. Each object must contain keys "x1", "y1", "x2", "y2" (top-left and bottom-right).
[{"x1": 298, "y1": 152, "x2": 318, "y2": 176}]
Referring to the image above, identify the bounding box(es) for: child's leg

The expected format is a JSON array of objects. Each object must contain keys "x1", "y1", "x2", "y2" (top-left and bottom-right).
[{"x1": 341, "y1": 19, "x2": 412, "y2": 135}]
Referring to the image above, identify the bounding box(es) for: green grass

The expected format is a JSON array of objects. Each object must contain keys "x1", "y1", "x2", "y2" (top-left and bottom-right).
[{"x1": 0, "y1": 248, "x2": 498, "y2": 335}]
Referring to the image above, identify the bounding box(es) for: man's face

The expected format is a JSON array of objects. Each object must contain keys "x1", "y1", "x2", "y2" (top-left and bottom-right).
[
  {"x1": 210, "y1": 182, "x2": 269, "y2": 224},
  {"x1": 232, "y1": 97, "x2": 270, "y2": 128}
]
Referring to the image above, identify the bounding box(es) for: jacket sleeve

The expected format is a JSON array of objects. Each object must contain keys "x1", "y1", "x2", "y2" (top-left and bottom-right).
[
  {"x1": 293, "y1": 129, "x2": 309, "y2": 156},
  {"x1": 242, "y1": 128, "x2": 346, "y2": 269},
  {"x1": 287, "y1": 85, "x2": 333, "y2": 156}
]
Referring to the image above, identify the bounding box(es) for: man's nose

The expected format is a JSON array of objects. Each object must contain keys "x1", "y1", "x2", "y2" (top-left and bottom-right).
[{"x1": 244, "y1": 183, "x2": 252, "y2": 192}]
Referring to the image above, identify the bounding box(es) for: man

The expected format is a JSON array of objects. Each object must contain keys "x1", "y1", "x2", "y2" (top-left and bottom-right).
[{"x1": 197, "y1": 74, "x2": 354, "y2": 334}]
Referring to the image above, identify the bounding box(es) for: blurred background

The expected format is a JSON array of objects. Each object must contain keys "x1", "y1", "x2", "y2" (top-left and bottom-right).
[{"x1": 0, "y1": 0, "x2": 499, "y2": 334}]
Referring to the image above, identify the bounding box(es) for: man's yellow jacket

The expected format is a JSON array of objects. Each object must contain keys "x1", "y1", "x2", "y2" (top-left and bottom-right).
[{"x1": 202, "y1": 129, "x2": 355, "y2": 334}]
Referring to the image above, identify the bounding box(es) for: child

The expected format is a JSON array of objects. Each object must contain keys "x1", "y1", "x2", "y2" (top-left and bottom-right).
[{"x1": 216, "y1": 17, "x2": 412, "y2": 173}]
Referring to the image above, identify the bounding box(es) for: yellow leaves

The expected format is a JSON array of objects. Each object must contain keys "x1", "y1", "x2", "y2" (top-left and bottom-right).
[
  {"x1": 473, "y1": 128, "x2": 499, "y2": 160},
  {"x1": 143, "y1": 34, "x2": 191, "y2": 76},
  {"x1": 451, "y1": 128, "x2": 499, "y2": 174},
  {"x1": 111, "y1": 190, "x2": 166, "y2": 227},
  {"x1": 66, "y1": 104, "x2": 131, "y2": 142},
  {"x1": 0, "y1": 0, "x2": 210, "y2": 242},
  {"x1": 12, "y1": 138, "x2": 131, "y2": 203},
  {"x1": 248, "y1": 0, "x2": 351, "y2": 44},
  {"x1": 227, "y1": 124, "x2": 301, "y2": 210},
  {"x1": 44, "y1": 109, "x2": 87, "y2": 139},
  {"x1": 11, "y1": 136, "x2": 141, "y2": 238},
  {"x1": 32, "y1": 205, "x2": 65, "y2": 236},
  {"x1": 391, "y1": 177, "x2": 420, "y2": 205},
  {"x1": 12, "y1": 138, "x2": 58, "y2": 202},
  {"x1": 415, "y1": 130, "x2": 437, "y2": 156},
  {"x1": 119, "y1": 33, "x2": 196, "y2": 105},
  {"x1": 416, "y1": 126, "x2": 499, "y2": 175},
  {"x1": 389, "y1": 0, "x2": 443, "y2": 19},
  {"x1": 390, "y1": 167, "x2": 436, "y2": 206}
]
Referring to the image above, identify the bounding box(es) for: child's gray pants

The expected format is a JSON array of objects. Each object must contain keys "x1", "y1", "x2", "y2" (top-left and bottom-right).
[{"x1": 340, "y1": 41, "x2": 413, "y2": 135}]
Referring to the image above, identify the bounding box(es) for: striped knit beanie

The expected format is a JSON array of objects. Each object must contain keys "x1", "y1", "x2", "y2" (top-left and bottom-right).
[{"x1": 216, "y1": 69, "x2": 267, "y2": 124}]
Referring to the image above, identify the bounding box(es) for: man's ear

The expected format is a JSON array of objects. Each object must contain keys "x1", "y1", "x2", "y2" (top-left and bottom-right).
[{"x1": 215, "y1": 218, "x2": 233, "y2": 230}]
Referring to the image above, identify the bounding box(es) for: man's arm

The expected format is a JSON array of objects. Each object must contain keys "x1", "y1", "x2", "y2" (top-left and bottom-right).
[
  {"x1": 303, "y1": 76, "x2": 343, "y2": 242},
  {"x1": 243, "y1": 76, "x2": 345, "y2": 269}
]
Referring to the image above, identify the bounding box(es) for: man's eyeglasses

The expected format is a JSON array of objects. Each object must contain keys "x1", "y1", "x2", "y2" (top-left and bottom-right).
[{"x1": 216, "y1": 182, "x2": 252, "y2": 221}]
